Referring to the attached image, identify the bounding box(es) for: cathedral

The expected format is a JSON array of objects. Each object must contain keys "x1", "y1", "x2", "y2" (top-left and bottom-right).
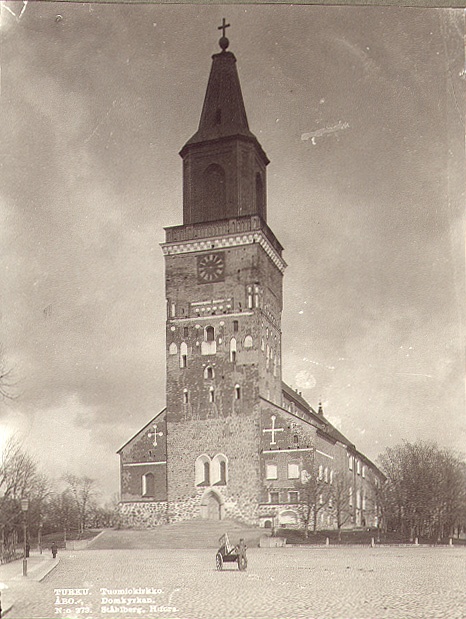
[{"x1": 118, "y1": 24, "x2": 384, "y2": 530}]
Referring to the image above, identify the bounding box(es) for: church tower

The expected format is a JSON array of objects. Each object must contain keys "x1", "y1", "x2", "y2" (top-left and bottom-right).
[
  {"x1": 118, "y1": 23, "x2": 384, "y2": 531},
  {"x1": 161, "y1": 23, "x2": 286, "y2": 523}
]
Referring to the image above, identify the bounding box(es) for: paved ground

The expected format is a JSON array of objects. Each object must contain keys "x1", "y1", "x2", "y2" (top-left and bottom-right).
[{"x1": 1, "y1": 546, "x2": 465, "y2": 619}]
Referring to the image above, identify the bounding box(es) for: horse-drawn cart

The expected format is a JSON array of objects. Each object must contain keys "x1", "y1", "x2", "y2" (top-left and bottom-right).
[{"x1": 216, "y1": 533, "x2": 247, "y2": 571}]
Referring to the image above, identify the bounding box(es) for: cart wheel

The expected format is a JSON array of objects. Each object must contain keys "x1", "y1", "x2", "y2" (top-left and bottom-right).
[
  {"x1": 216, "y1": 553, "x2": 223, "y2": 571},
  {"x1": 238, "y1": 555, "x2": 247, "y2": 571}
]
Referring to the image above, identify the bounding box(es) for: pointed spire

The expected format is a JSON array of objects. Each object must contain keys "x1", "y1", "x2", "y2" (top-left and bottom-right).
[{"x1": 182, "y1": 22, "x2": 259, "y2": 150}]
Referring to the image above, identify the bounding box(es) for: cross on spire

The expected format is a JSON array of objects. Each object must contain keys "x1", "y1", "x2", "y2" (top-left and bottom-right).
[{"x1": 218, "y1": 18, "x2": 230, "y2": 38}]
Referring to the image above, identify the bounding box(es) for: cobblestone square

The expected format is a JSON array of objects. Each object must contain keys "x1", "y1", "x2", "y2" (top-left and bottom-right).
[{"x1": 3, "y1": 546, "x2": 466, "y2": 619}]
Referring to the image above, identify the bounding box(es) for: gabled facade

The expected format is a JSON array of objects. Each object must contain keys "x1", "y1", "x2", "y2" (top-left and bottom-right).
[{"x1": 118, "y1": 27, "x2": 384, "y2": 530}]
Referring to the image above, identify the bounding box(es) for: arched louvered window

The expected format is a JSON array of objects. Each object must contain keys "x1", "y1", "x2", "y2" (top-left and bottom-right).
[
  {"x1": 256, "y1": 173, "x2": 265, "y2": 218},
  {"x1": 203, "y1": 164, "x2": 226, "y2": 221}
]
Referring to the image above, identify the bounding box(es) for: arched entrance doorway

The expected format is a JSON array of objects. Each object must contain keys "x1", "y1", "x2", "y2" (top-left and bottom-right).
[{"x1": 200, "y1": 490, "x2": 223, "y2": 520}]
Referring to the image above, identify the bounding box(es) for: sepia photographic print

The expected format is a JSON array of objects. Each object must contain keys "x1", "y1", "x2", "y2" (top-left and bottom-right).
[{"x1": 0, "y1": 2, "x2": 465, "y2": 618}]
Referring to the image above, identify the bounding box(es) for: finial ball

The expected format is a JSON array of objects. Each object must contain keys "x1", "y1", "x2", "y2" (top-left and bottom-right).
[{"x1": 219, "y1": 36, "x2": 229, "y2": 51}]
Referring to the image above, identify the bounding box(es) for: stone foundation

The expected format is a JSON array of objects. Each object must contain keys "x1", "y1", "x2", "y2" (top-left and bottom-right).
[
  {"x1": 168, "y1": 487, "x2": 259, "y2": 525},
  {"x1": 117, "y1": 501, "x2": 168, "y2": 528}
]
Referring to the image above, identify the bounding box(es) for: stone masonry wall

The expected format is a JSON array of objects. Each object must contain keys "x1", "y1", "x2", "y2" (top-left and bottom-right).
[
  {"x1": 117, "y1": 501, "x2": 168, "y2": 528},
  {"x1": 167, "y1": 414, "x2": 261, "y2": 524}
]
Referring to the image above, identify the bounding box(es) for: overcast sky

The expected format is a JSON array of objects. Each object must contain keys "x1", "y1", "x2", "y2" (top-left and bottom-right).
[{"x1": 0, "y1": 2, "x2": 464, "y2": 500}]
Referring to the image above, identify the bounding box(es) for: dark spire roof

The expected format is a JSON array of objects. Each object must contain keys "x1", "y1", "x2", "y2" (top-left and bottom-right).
[{"x1": 181, "y1": 33, "x2": 267, "y2": 162}]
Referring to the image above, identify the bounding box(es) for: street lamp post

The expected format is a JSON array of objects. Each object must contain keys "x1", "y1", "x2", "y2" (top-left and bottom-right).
[{"x1": 21, "y1": 498, "x2": 29, "y2": 577}]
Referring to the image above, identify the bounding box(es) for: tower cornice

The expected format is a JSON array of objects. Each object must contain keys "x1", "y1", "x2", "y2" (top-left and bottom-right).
[
  {"x1": 161, "y1": 227, "x2": 287, "y2": 275},
  {"x1": 179, "y1": 133, "x2": 270, "y2": 167}
]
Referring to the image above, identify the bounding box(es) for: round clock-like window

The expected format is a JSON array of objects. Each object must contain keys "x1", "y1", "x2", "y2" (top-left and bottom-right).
[{"x1": 197, "y1": 253, "x2": 225, "y2": 283}]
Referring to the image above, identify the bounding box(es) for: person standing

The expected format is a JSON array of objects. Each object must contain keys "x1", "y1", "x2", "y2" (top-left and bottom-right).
[{"x1": 51, "y1": 542, "x2": 58, "y2": 559}]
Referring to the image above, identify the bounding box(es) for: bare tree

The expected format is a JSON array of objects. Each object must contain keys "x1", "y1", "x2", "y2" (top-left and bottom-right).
[
  {"x1": 297, "y1": 466, "x2": 332, "y2": 537},
  {"x1": 0, "y1": 436, "x2": 40, "y2": 502},
  {"x1": 63, "y1": 474, "x2": 96, "y2": 535},
  {"x1": 46, "y1": 490, "x2": 79, "y2": 543},
  {"x1": 331, "y1": 472, "x2": 353, "y2": 542},
  {"x1": 0, "y1": 347, "x2": 18, "y2": 401},
  {"x1": 0, "y1": 436, "x2": 50, "y2": 549},
  {"x1": 365, "y1": 475, "x2": 389, "y2": 541},
  {"x1": 378, "y1": 441, "x2": 466, "y2": 541}
]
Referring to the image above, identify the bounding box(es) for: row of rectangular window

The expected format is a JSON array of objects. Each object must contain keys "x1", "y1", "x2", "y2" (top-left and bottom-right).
[
  {"x1": 269, "y1": 491, "x2": 300, "y2": 504},
  {"x1": 182, "y1": 385, "x2": 241, "y2": 404},
  {"x1": 348, "y1": 456, "x2": 366, "y2": 477},
  {"x1": 169, "y1": 289, "x2": 260, "y2": 318},
  {"x1": 268, "y1": 491, "x2": 333, "y2": 507},
  {"x1": 348, "y1": 487, "x2": 367, "y2": 509},
  {"x1": 266, "y1": 463, "x2": 300, "y2": 480},
  {"x1": 171, "y1": 321, "x2": 240, "y2": 337},
  {"x1": 266, "y1": 463, "x2": 334, "y2": 483}
]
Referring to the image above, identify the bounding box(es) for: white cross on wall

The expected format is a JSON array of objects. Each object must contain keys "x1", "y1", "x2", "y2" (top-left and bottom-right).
[
  {"x1": 263, "y1": 415, "x2": 284, "y2": 445},
  {"x1": 148, "y1": 424, "x2": 164, "y2": 447}
]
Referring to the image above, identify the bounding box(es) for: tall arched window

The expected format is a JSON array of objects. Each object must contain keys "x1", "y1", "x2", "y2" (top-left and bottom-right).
[
  {"x1": 219, "y1": 461, "x2": 227, "y2": 485},
  {"x1": 206, "y1": 326, "x2": 215, "y2": 342},
  {"x1": 169, "y1": 342, "x2": 178, "y2": 355},
  {"x1": 142, "y1": 472, "x2": 155, "y2": 497},
  {"x1": 244, "y1": 335, "x2": 253, "y2": 349},
  {"x1": 204, "y1": 461, "x2": 210, "y2": 485},
  {"x1": 230, "y1": 337, "x2": 237, "y2": 362},
  {"x1": 212, "y1": 454, "x2": 228, "y2": 486},
  {"x1": 195, "y1": 455, "x2": 211, "y2": 486},
  {"x1": 204, "y1": 366, "x2": 215, "y2": 380},
  {"x1": 180, "y1": 342, "x2": 188, "y2": 368},
  {"x1": 203, "y1": 164, "x2": 226, "y2": 221}
]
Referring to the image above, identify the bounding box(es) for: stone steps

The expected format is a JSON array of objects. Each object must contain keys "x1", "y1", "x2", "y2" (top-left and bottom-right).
[{"x1": 88, "y1": 520, "x2": 268, "y2": 549}]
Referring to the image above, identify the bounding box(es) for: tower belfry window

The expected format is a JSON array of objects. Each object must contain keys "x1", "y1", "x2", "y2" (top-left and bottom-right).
[
  {"x1": 206, "y1": 326, "x2": 215, "y2": 342},
  {"x1": 203, "y1": 164, "x2": 226, "y2": 222},
  {"x1": 256, "y1": 173, "x2": 264, "y2": 218}
]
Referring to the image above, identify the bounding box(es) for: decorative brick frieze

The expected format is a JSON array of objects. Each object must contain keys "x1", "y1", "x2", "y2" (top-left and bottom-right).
[{"x1": 161, "y1": 230, "x2": 286, "y2": 274}]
